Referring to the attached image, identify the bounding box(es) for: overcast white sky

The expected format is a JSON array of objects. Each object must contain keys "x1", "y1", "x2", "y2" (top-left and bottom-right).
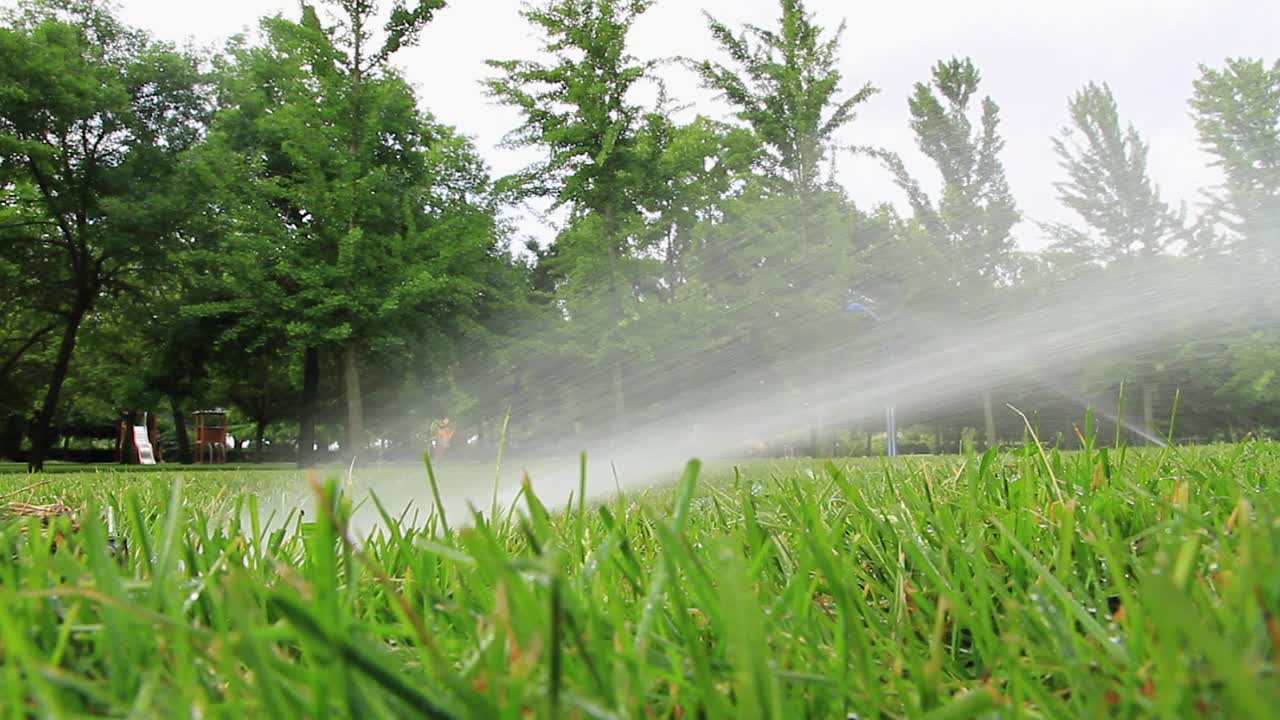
[{"x1": 15, "y1": 0, "x2": 1280, "y2": 250}]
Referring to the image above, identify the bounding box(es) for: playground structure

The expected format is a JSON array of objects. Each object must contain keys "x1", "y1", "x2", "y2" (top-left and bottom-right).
[
  {"x1": 115, "y1": 410, "x2": 161, "y2": 465},
  {"x1": 194, "y1": 409, "x2": 229, "y2": 464},
  {"x1": 431, "y1": 418, "x2": 456, "y2": 459}
]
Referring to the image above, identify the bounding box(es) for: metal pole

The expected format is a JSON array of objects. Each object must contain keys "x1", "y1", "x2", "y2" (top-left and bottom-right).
[
  {"x1": 848, "y1": 303, "x2": 898, "y2": 457},
  {"x1": 882, "y1": 338, "x2": 897, "y2": 457},
  {"x1": 886, "y1": 404, "x2": 898, "y2": 456}
]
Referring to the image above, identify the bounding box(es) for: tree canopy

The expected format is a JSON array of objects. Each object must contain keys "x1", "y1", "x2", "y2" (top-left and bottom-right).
[{"x1": 1, "y1": 0, "x2": 1276, "y2": 469}]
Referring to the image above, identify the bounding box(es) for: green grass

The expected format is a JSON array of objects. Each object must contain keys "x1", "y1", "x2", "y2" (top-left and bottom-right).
[
  {"x1": 1, "y1": 437, "x2": 1278, "y2": 718},
  {"x1": 0, "y1": 462, "x2": 301, "y2": 475}
]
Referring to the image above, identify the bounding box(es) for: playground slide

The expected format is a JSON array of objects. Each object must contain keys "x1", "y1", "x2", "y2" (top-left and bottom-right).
[{"x1": 132, "y1": 425, "x2": 157, "y2": 465}]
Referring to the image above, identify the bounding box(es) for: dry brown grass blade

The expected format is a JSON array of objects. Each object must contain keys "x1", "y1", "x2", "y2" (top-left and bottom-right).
[
  {"x1": 3, "y1": 501, "x2": 75, "y2": 521},
  {"x1": 0, "y1": 479, "x2": 57, "y2": 502},
  {"x1": 2, "y1": 500, "x2": 79, "y2": 537}
]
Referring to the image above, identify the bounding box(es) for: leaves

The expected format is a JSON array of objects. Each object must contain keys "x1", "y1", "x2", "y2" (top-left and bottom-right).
[
  {"x1": 694, "y1": 0, "x2": 876, "y2": 195},
  {"x1": 1046, "y1": 82, "x2": 1184, "y2": 266},
  {"x1": 1191, "y1": 57, "x2": 1280, "y2": 262}
]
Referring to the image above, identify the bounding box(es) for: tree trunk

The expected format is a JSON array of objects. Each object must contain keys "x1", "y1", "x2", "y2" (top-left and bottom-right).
[
  {"x1": 342, "y1": 342, "x2": 364, "y2": 459},
  {"x1": 1142, "y1": 383, "x2": 1156, "y2": 443},
  {"x1": 254, "y1": 418, "x2": 267, "y2": 461},
  {"x1": 1, "y1": 414, "x2": 24, "y2": 461},
  {"x1": 170, "y1": 396, "x2": 192, "y2": 464},
  {"x1": 982, "y1": 389, "x2": 997, "y2": 449},
  {"x1": 28, "y1": 310, "x2": 86, "y2": 472},
  {"x1": 298, "y1": 346, "x2": 320, "y2": 468},
  {"x1": 339, "y1": 5, "x2": 366, "y2": 462},
  {"x1": 610, "y1": 359, "x2": 626, "y2": 439},
  {"x1": 603, "y1": 207, "x2": 628, "y2": 438}
]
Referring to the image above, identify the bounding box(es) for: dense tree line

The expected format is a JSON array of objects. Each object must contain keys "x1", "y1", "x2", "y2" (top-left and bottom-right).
[{"x1": 1, "y1": 0, "x2": 1276, "y2": 470}]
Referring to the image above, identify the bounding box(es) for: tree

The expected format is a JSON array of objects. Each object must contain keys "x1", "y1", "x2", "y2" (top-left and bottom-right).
[
  {"x1": 862, "y1": 57, "x2": 1020, "y2": 447},
  {"x1": 0, "y1": 0, "x2": 206, "y2": 471},
  {"x1": 322, "y1": 0, "x2": 445, "y2": 454},
  {"x1": 1043, "y1": 83, "x2": 1187, "y2": 440},
  {"x1": 1188, "y1": 59, "x2": 1280, "y2": 434},
  {"x1": 205, "y1": 3, "x2": 508, "y2": 464},
  {"x1": 134, "y1": 279, "x2": 235, "y2": 464},
  {"x1": 1191, "y1": 58, "x2": 1280, "y2": 264},
  {"x1": 218, "y1": 342, "x2": 299, "y2": 461},
  {"x1": 864, "y1": 57, "x2": 1020, "y2": 290},
  {"x1": 0, "y1": 228, "x2": 57, "y2": 389},
  {"x1": 681, "y1": 0, "x2": 883, "y2": 450},
  {"x1": 631, "y1": 113, "x2": 757, "y2": 301},
  {"x1": 694, "y1": 0, "x2": 875, "y2": 197},
  {"x1": 486, "y1": 0, "x2": 659, "y2": 435},
  {"x1": 1046, "y1": 82, "x2": 1184, "y2": 266},
  {"x1": 0, "y1": 237, "x2": 55, "y2": 457}
]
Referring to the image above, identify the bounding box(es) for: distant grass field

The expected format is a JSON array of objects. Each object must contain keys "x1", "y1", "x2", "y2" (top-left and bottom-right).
[
  {"x1": 0, "y1": 461, "x2": 301, "y2": 474},
  {"x1": 1, "y1": 437, "x2": 1278, "y2": 718}
]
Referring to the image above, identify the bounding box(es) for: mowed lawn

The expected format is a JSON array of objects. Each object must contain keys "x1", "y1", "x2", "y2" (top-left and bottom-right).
[{"x1": 1, "y1": 441, "x2": 1278, "y2": 718}]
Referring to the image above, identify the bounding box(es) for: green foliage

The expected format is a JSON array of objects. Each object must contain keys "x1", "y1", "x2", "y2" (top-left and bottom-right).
[
  {"x1": 0, "y1": 0, "x2": 207, "y2": 468},
  {"x1": 1047, "y1": 82, "x2": 1185, "y2": 266},
  {"x1": 633, "y1": 114, "x2": 758, "y2": 299},
  {"x1": 206, "y1": 9, "x2": 438, "y2": 350},
  {"x1": 695, "y1": 0, "x2": 876, "y2": 194},
  {"x1": 864, "y1": 57, "x2": 1021, "y2": 288},
  {"x1": 375, "y1": 0, "x2": 448, "y2": 64},
  {"x1": 0, "y1": 1, "x2": 206, "y2": 307},
  {"x1": 486, "y1": 0, "x2": 663, "y2": 432},
  {"x1": 486, "y1": 0, "x2": 657, "y2": 216},
  {"x1": 192, "y1": 3, "x2": 514, "y2": 452},
  {"x1": 1191, "y1": 57, "x2": 1280, "y2": 262},
  {"x1": 2, "y1": 0, "x2": 1276, "y2": 468}
]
